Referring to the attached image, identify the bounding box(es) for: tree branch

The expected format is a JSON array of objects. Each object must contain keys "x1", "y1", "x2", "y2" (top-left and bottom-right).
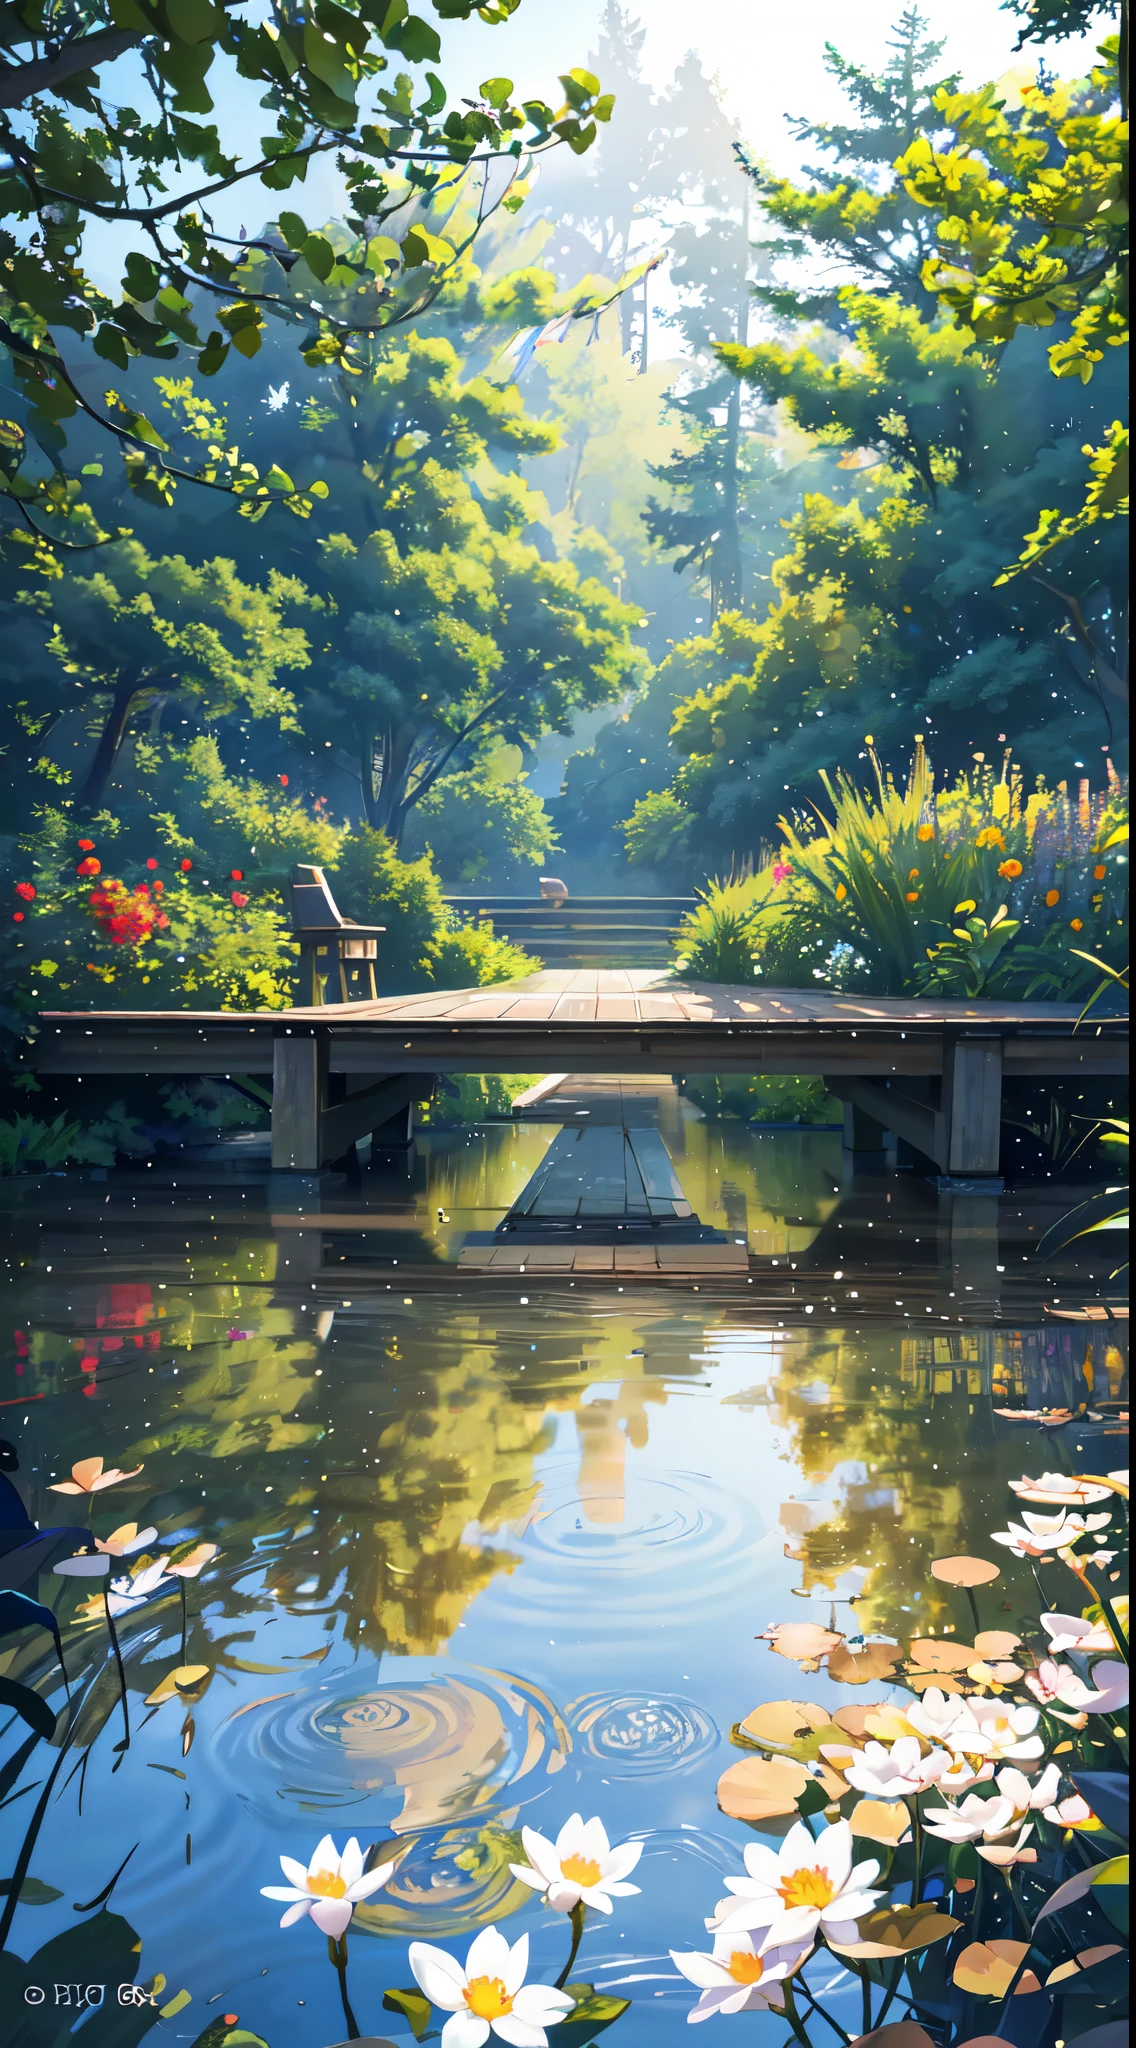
[{"x1": 0, "y1": 27, "x2": 142, "y2": 109}]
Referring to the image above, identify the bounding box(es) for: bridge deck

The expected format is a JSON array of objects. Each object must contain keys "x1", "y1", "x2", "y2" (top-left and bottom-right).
[{"x1": 34, "y1": 969, "x2": 1127, "y2": 1181}]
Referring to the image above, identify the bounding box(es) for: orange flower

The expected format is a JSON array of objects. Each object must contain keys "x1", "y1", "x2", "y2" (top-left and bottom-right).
[
  {"x1": 917, "y1": 823, "x2": 934, "y2": 842},
  {"x1": 835, "y1": 883, "x2": 847, "y2": 902},
  {"x1": 1070, "y1": 918, "x2": 1083, "y2": 931},
  {"x1": 1093, "y1": 864, "x2": 1106, "y2": 880},
  {"x1": 1045, "y1": 889, "x2": 1060, "y2": 907},
  {"x1": 78, "y1": 838, "x2": 95, "y2": 851},
  {"x1": 908, "y1": 868, "x2": 920, "y2": 880},
  {"x1": 976, "y1": 827, "x2": 1005, "y2": 850},
  {"x1": 77, "y1": 856, "x2": 101, "y2": 877},
  {"x1": 998, "y1": 860, "x2": 1023, "y2": 879},
  {"x1": 906, "y1": 891, "x2": 919, "y2": 902},
  {"x1": 50, "y1": 1455, "x2": 143, "y2": 1497}
]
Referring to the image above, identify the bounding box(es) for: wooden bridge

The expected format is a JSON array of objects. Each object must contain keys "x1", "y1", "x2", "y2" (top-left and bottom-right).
[{"x1": 35, "y1": 968, "x2": 1126, "y2": 1183}]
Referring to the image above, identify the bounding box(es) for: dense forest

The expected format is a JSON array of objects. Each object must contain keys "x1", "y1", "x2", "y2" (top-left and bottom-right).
[{"x1": 0, "y1": 0, "x2": 1127, "y2": 1058}]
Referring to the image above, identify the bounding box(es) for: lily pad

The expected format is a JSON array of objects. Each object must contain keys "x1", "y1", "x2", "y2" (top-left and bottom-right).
[
  {"x1": 973, "y1": 1630, "x2": 1022, "y2": 1657},
  {"x1": 952, "y1": 1940, "x2": 1040, "y2": 1996},
  {"x1": 829, "y1": 1903, "x2": 959, "y2": 1959},
  {"x1": 717, "y1": 1753, "x2": 810, "y2": 1821},
  {"x1": 735, "y1": 1699, "x2": 833, "y2": 1750},
  {"x1": 829, "y1": 1641, "x2": 902, "y2": 1684},
  {"x1": 145, "y1": 1664, "x2": 213, "y2": 1705},
  {"x1": 907, "y1": 1638, "x2": 975, "y2": 1671},
  {"x1": 849, "y1": 1799, "x2": 911, "y2": 1845},
  {"x1": 931, "y1": 1556, "x2": 1000, "y2": 1587},
  {"x1": 761, "y1": 1621, "x2": 843, "y2": 1667}
]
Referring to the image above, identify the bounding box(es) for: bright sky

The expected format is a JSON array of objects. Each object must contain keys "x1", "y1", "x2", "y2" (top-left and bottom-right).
[{"x1": 439, "y1": 0, "x2": 1106, "y2": 172}]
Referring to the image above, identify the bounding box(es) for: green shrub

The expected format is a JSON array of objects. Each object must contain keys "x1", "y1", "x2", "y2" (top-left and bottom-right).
[
  {"x1": 425, "y1": 917, "x2": 536, "y2": 988},
  {"x1": 422, "y1": 1073, "x2": 543, "y2": 1123},
  {"x1": 682, "y1": 1074, "x2": 838, "y2": 1123},
  {"x1": 673, "y1": 873, "x2": 768, "y2": 981},
  {"x1": 403, "y1": 771, "x2": 558, "y2": 884}
]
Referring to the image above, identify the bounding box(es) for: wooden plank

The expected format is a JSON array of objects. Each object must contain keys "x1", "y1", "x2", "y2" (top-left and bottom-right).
[
  {"x1": 271, "y1": 1034, "x2": 326, "y2": 1171},
  {"x1": 572, "y1": 1246, "x2": 615, "y2": 1270},
  {"x1": 945, "y1": 1037, "x2": 1003, "y2": 1176}
]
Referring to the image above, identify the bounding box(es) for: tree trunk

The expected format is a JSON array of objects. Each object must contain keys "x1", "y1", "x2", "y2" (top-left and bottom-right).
[
  {"x1": 77, "y1": 681, "x2": 144, "y2": 810},
  {"x1": 711, "y1": 193, "x2": 750, "y2": 618}
]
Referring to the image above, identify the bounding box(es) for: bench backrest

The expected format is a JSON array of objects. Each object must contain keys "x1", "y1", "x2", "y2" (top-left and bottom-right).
[{"x1": 290, "y1": 864, "x2": 345, "y2": 931}]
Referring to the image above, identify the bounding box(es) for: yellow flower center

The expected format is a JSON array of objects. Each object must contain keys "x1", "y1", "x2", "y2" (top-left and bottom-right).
[
  {"x1": 465, "y1": 1976, "x2": 514, "y2": 2020},
  {"x1": 560, "y1": 1853, "x2": 602, "y2": 1889},
  {"x1": 307, "y1": 1869, "x2": 347, "y2": 1899},
  {"x1": 778, "y1": 1865, "x2": 837, "y2": 1912},
  {"x1": 727, "y1": 1950, "x2": 766, "y2": 1985}
]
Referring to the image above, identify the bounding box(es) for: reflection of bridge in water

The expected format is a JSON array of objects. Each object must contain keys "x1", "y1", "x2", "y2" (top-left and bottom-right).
[{"x1": 36, "y1": 968, "x2": 1126, "y2": 1187}]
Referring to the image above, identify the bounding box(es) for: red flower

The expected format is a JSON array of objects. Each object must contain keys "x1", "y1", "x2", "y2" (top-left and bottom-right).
[
  {"x1": 12, "y1": 911, "x2": 24, "y2": 922},
  {"x1": 15, "y1": 881, "x2": 35, "y2": 901},
  {"x1": 180, "y1": 859, "x2": 193, "y2": 872},
  {"x1": 231, "y1": 891, "x2": 249, "y2": 908},
  {"x1": 146, "y1": 858, "x2": 159, "y2": 870},
  {"x1": 231, "y1": 869, "x2": 243, "y2": 881},
  {"x1": 77, "y1": 856, "x2": 101, "y2": 877},
  {"x1": 278, "y1": 774, "x2": 289, "y2": 786},
  {"x1": 78, "y1": 838, "x2": 95, "y2": 851}
]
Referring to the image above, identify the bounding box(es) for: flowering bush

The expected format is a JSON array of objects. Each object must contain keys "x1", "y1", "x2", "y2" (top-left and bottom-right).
[{"x1": 723, "y1": 743, "x2": 1128, "y2": 998}]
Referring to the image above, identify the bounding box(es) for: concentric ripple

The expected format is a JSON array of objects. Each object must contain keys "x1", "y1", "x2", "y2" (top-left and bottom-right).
[
  {"x1": 353, "y1": 1820, "x2": 533, "y2": 1938},
  {"x1": 496, "y1": 1460, "x2": 768, "y2": 1639},
  {"x1": 567, "y1": 1691, "x2": 718, "y2": 1776},
  {"x1": 216, "y1": 1657, "x2": 570, "y2": 1831}
]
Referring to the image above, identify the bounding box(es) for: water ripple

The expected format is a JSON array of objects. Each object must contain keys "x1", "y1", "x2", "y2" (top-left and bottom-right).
[
  {"x1": 567, "y1": 1692, "x2": 718, "y2": 1776},
  {"x1": 216, "y1": 1657, "x2": 570, "y2": 1832}
]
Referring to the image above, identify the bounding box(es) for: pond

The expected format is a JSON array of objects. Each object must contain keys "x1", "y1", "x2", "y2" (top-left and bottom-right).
[{"x1": 1, "y1": 1113, "x2": 1128, "y2": 2048}]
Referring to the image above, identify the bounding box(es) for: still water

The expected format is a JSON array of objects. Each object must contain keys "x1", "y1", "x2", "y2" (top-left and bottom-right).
[{"x1": 2, "y1": 1114, "x2": 1127, "y2": 2047}]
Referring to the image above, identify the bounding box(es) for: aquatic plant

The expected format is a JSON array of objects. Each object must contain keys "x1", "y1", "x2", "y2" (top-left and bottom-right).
[
  {"x1": 508, "y1": 1813, "x2": 644, "y2": 1916},
  {"x1": 408, "y1": 1926, "x2": 576, "y2": 2048}
]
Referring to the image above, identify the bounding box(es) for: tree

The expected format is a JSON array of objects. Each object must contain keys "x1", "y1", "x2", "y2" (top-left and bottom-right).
[
  {"x1": 0, "y1": 536, "x2": 312, "y2": 815},
  {"x1": 0, "y1": 0, "x2": 614, "y2": 540}
]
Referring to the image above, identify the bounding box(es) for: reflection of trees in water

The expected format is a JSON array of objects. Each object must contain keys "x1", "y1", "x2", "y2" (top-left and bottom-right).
[
  {"x1": 764, "y1": 1326, "x2": 1128, "y2": 1640},
  {"x1": 575, "y1": 1381, "x2": 665, "y2": 1524}
]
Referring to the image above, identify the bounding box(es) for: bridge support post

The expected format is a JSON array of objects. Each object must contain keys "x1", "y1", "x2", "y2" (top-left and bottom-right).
[
  {"x1": 941, "y1": 1035, "x2": 1003, "y2": 1184},
  {"x1": 272, "y1": 1031, "x2": 326, "y2": 1171}
]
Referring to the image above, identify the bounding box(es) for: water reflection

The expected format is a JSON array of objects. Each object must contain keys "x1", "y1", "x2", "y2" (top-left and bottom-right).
[{"x1": 0, "y1": 1126, "x2": 1126, "y2": 2048}]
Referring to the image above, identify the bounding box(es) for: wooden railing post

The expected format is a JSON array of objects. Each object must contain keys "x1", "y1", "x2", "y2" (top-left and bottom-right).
[{"x1": 943, "y1": 1035, "x2": 1003, "y2": 1180}]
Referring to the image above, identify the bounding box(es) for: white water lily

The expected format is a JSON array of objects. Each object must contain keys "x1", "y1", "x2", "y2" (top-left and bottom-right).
[
  {"x1": 509, "y1": 1814, "x2": 642, "y2": 1915},
  {"x1": 1025, "y1": 1658, "x2": 1108, "y2": 1710},
  {"x1": 1009, "y1": 1473, "x2": 1113, "y2": 1507},
  {"x1": 106, "y1": 1554, "x2": 173, "y2": 1616},
  {"x1": 261, "y1": 1833, "x2": 397, "y2": 1937},
  {"x1": 976, "y1": 1827, "x2": 1037, "y2": 1867},
  {"x1": 1041, "y1": 1611, "x2": 1119, "y2": 1655},
  {"x1": 1043, "y1": 1793, "x2": 1101, "y2": 1829},
  {"x1": 712, "y1": 1820, "x2": 883, "y2": 1955},
  {"x1": 49, "y1": 1455, "x2": 143, "y2": 1497},
  {"x1": 843, "y1": 1737, "x2": 952, "y2": 1799},
  {"x1": 965, "y1": 1697, "x2": 1045, "y2": 1763},
  {"x1": 991, "y1": 1508, "x2": 1110, "y2": 1559},
  {"x1": 670, "y1": 1929, "x2": 813, "y2": 2021},
  {"x1": 409, "y1": 1926, "x2": 574, "y2": 2048},
  {"x1": 904, "y1": 1688, "x2": 977, "y2": 1748},
  {"x1": 94, "y1": 1523, "x2": 158, "y2": 1557},
  {"x1": 996, "y1": 1763, "x2": 1062, "y2": 1815},
  {"x1": 922, "y1": 1793, "x2": 1018, "y2": 1844}
]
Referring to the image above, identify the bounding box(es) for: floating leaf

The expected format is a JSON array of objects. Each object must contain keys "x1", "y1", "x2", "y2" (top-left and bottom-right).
[
  {"x1": 1046, "y1": 1944, "x2": 1124, "y2": 1987},
  {"x1": 829, "y1": 1641, "x2": 902, "y2": 1684},
  {"x1": 838, "y1": 1703, "x2": 896, "y2": 1739},
  {"x1": 908, "y1": 1638, "x2": 975, "y2": 1671},
  {"x1": 383, "y1": 1987, "x2": 431, "y2": 2040},
  {"x1": 0, "y1": 1877, "x2": 63, "y2": 1904},
  {"x1": 904, "y1": 1671, "x2": 967, "y2": 1694},
  {"x1": 736, "y1": 1699, "x2": 832, "y2": 1749},
  {"x1": 974, "y1": 1630, "x2": 1022, "y2": 1657},
  {"x1": 830, "y1": 1904, "x2": 959, "y2": 1959},
  {"x1": 145, "y1": 1664, "x2": 212, "y2": 1705},
  {"x1": 952, "y1": 1940, "x2": 1040, "y2": 1996},
  {"x1": 761, "y1": 1621, "x2": 843, "y2": 1666},
  {"x1": 850, "y1": 1799, "x2": 911, "y2": 1846},
  {"x1": 931, "y1": 1557, "x2": 1000, "y2": 1587},
  {"x1": 717, "y1": 1753, "x2": 810, "y2": 1821}
]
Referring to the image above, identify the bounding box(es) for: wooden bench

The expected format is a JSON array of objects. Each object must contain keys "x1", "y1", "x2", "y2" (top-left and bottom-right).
[{"x1": 289, "y1": 864, "x2": 386, "y2": 1005}]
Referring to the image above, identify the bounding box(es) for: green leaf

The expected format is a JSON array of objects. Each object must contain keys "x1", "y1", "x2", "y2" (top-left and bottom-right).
[
  {"x1": 0, "y1": 1877, "x2": 63, "y2": 1904},
  {"x1": 301, "y1": 233, "x2": 335, "y2": 281},
  {"x1": 387, "y1": 11, "x2": 441, "y2": 62},
  {"x1": 276, "y1": 209, "x2": 309, "y2": 249},
  {"x1": 559, "y1": 67, "x2": 600, "y2": 107},
  {"x1": 1091, "y1": 1853, "x2": 1129, "y2": 1934},
  {"x1": 382, "y1": 1986, "x2": 431, "y2": 2040},
  {"x1": 479, "y1": 75, "x2": 513, "y2": 107},
  {"x1": 306, "y1": 479, "x2": 329, "y2": 497},
  {"x1": 557, "y1": 1982, "x2": 632, "y2": 2045}
]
